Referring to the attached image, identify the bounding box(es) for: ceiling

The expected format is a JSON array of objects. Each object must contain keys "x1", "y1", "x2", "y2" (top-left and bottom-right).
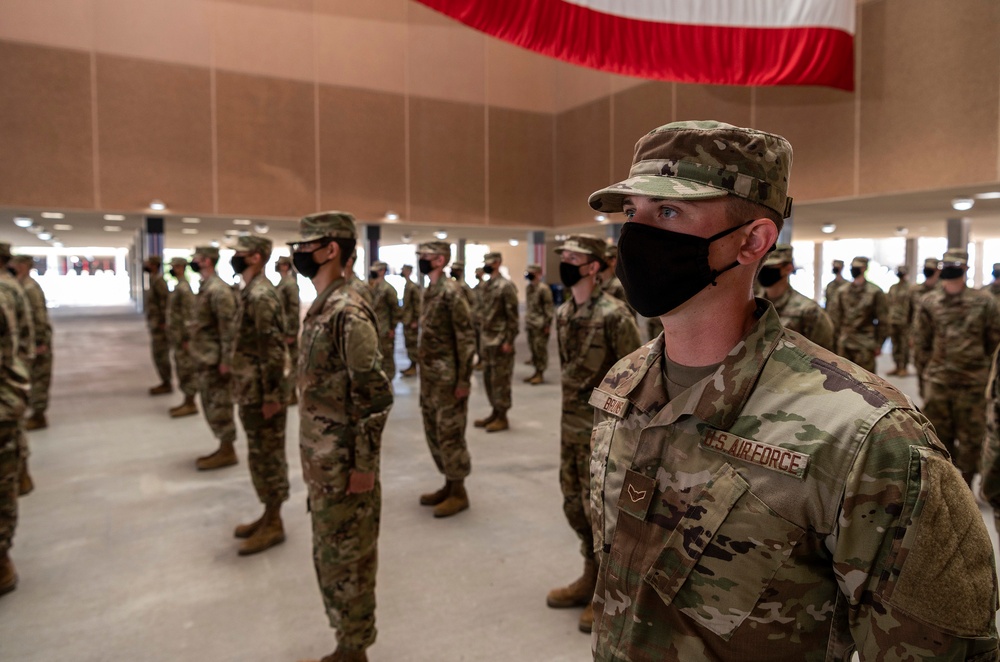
[{"x1": 5, "y1": 181, "x2": 1000, "y2": 252}]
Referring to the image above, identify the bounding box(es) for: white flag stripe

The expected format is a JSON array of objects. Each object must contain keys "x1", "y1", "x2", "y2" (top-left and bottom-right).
[{"x1": 561, "y1": 0, "x2": 855, "y2": 33}]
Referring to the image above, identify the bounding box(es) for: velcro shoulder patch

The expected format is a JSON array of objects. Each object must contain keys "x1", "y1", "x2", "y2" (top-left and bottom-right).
[
  {"x1": 589, "y1": 390, "x2": 630, "y2": 419},
  {"x1": 700, "y1": 429, "x2": 809, "y2": 479}
]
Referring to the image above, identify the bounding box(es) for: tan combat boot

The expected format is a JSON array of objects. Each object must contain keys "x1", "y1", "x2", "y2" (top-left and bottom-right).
[
  {"x1": 433, "y1": 480, "x2": 469, "y2": 518},
  {"x1": 579, "y1": 601, "x2": 594, "y2": 633},
  {"x1": 474, "y1": 409, "x2": 498, "y2": 428},
  {"x1": 528, "y1": 371, "x2": 544, "y2": 385},
  {"x1": 238, "y1": 504, "x2": 285, "y2": 556},
  {"x1": 195, "y1": 441, "x2": 238, "y2": 471},
  {"x1": 485, "y1": 412, "x2": 509, "y2": 432},
  {"x1": 401, "y1": 364, "x2": 417, "y2": 377},
  {"x1": 149, "y1": 382, "x2": 173, "y2": 396},
  {"x1": 25, "y1": 412, "x2": 47, "y2": 431},
  {"x1": 0, "y1": 552, "x2": 17, "y2": 597},
  {"x1": 419, "y1": 482, "x2": 450, "y2": 506},
  {"x1": 169, "y1": 395, "x2": 198, "y2": 418},
  {"x1": 547, "y1": 557, "x2": 598, "y2": 608},
  {"x1": 522, "y1": 371, "x2": 536, "y2": 382},
  {"x1": 233, "y1": 511, "x2": 266, "y2": 539},
  {"x1": 298, "y1": 647, "x2": 369, "y2": 662},
  {"x1": 18, "y1": 465, "x2": 34, "y2": 496}
]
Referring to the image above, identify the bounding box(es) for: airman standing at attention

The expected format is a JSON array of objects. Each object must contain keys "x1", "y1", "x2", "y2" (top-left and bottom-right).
[
  {"x1": 275, "y1": 256, "x2": 300, "y2": 405},
  {"x1": 345, "y1": 249, "x2": 373, "y2": 306},
  {"x1": 913, "y1": 249, "x2": 1000, "y2": 485},
  {"x1": 523, "y1": 264, "x2": 553, "y2": 385},
  {"x1": 472, "y1": 266, "x2": 486, "y2": 369},
  {"x1": 548, "y1": 233, "x2": 640, "y2": 634},
  {"x1": 368, "y1": 261, "x2": 399, "y2": 380},
  {"x1": 827, "y1": 256, "x2": 889, "y2": 372},
  {"x1": 909, "y1": 256, "x2": 940, "y2": 397},
  {"x1": 823, "y1": 258, "x2": 847, "y2": 308},
  {"x1": 399, "y1": 264, "x2": 422, "y2": 377},
  {"x1": 189, "y1": 246, "x2": 239, "y2": 471},
  {"x1": 291, "y1": 211, "x2": 393, "y2": 662},
  {"x1": 166, "y1": 257, "x2": 198, "y2": 419},
  {"x1": 984, "y1": 262, "x2": 1000, "y2": 303},
  {"x1": 473, "y1": 252, "x2": 518, "y2": 432},
  {"x1": 145, "y1": 256, "x2": 172, "y2": 395},
  {"x1": 756, "y1": 244, "x2": 834, "y2": 350},
  {"x1": 9, "y1": 256, "x2": 51, "y2": 432},
  {"x1": 0, "y1": 247, "x2": 34, "y2": 496},
  {"x1": 415, "y1": 242, "x2": 475, "y2": 518},
  {"x1": 886, "y1": 264, "x2": 912, "y2": 376}
]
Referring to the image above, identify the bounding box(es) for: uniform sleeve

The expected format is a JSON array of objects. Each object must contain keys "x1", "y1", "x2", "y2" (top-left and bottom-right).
[
  {"x1": 541, "y1": 285, "x2": 554, "y2": 330},
  {"x1": 390, "y1": 286, "x2": 401, "y2": 328},
  {"x1": 450, "y1": 288, "x2": 476, "y2": 390},
  {"x1": 609, "y1": 307, "x2": 642, "y2": 361},
  {"x1": 167, "y1": 289, "x2": 183, "y2": 345},
  {"x1": 835, "y1": 409, "x2": 1000, "y2": 659},
  {"x1": 873, "y1": 288, "x2": 889, "y2": 348},
  {"x1": 27, "y1": 285, "x2": 51, "y2": 347},
  {"x1": 983, "y1": 295, "x2": 1000, "y2": 359},
  {"x1": 153, "y1": 278, "x2": 170, "y2": 326},
  {"x1": 342, "y1": 310, "x2": 394, "y2": 473},
  {"x1": 827, "y1": 289, "x2": 842, "y2": 340},
  {"x1": 980, "y1": 346, "x2": 1000, "y2": 507},
  {"x1": 254, "y1": 291, "x2": 289, "y2": 405},
  {"x1": 282, "y1": 281, "x2": 300, "y2": 338},
  {"x1": 912, "y1": 298, "x2": 933, "y2": 366},
  {"x1": 15, "y1": 291, "x2": 34, "y2": 362},
  {"x1": 503, "y1": 281, "x2": 519, "y2": 345},
  {"x1": 215, "y1": 286, "x2": 239, "y2": 367}
]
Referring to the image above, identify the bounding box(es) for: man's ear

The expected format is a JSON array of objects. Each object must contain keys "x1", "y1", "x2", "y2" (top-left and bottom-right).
[{"x1": 738, "y1": 219, "x2": 779, "y2": 265}]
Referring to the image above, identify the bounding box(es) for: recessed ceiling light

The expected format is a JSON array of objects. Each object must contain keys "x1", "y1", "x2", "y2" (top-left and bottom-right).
[
  {"x1": 181, "y1": 228, "x2": 198, "y2": 235},
  {"x1": 149, "y1": 200, "x2": 166, "y2": 211},
  {"x1": 821, "y1": 223, "x2": 837, "y2": 234},
  {"x1": 434, "y1": 231, "x2": 448, "y2": 240},
  {"x1": 40, "y1": 212, "x2": 64, "y2": 219},
  {"x1": 975, "y1": 192, "x2": 1000, "y2": 200},
  {"x1": 895, "y1": 226, "x2": 909, "y2": 236},
  {"x1": 103, "y1": 225, "x2": 122, "y2": 232},
  {"x1": 53, "y1": 224, "x2": 72, "y2": 231},
  {"x1": 224, "y1": 229, "x2": 242, "y2": 237},
  {"x1": 52, "y1": 241, "x2": 63, "y2": 248},
  {"x1": 182, "y1": 217, "x2": 200, "y2": 224},
  {"x1": 103, "y1": 214, "x2": 125, "y2": 221},
  {"x1": 952, "y1": 197, "x2": 974, "y2": 211},
  {"x1": 233, "y1": 219, "x2": 252, "y2": 226},
  {"x1": 13, "y1": 217, "x2": 32, "y2": 228},
  {"x1": 384, "y1": 211, "x2": 400, "y2": 222},
  {"x1": 595, "y1": 214, "x2": 608, "y2": 223},
  {"x1": 254, "y1": 223, "x2": 269, "y2": 234},
  {"x1": 508, "y1": 239, "x2": 519, "y2": 246},
  {"x1": 37, "y1": 232, "x2": 52, "y2": 241}
]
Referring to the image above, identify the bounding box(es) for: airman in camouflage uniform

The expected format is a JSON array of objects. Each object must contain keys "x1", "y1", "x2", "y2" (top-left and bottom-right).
[
  {"x1": 983, "y1": 262, "x2": 1000, "y2": 305},
  {"x1": 549, "y1": 234, "x2": 640, "y2": 634},
  {"x1": 145, "y1": 256, "x2": 172, "y2": 395},
  {"x1": 910, "y1": 256, "x2": 941, "y2": 398},
  {"x1": 471, "y1": 267, "x2": 486, "y2": 368},
  {"x1": 399, "y1": 265, "x2": 421, "y2": 377},
  {"x1": 586, "y1": 120, "x2": 999, "y2": 661},
  {"x1": 0, "y1": 248, "x2": 34, "y2": 496},
  {"x1": 415, "y1": 242, "x2": 476, "y2": 518},
  {"x1": 0, "y1": 280, "x2": 31, "y2": 597},
  {"x1": 292, "y1": 211, "x2": 393, "y2": 662},
  {"x1": 886, "y1": 264, "x2": 912, "y2": 375},
  {"x1": 757, "y1": 244, "x2": 834, "y2": 350},
  {"x1": 189, "y1": 246, "x2": 239, "y2": 471},
  {"x1": 275, "y1": 256, "x2": 300, "y2": 405},
  {"x1": 345, "y1": 249, "x2": 373, "y2": 306},
  {"x1": 449, "y1": 261, "x2": 477, "y2": 317},
  {"x1": 523, "y1": 264, "x2": 553, "y2": 385},
  {"x1": 368, "y1": 261, "x2": 399, "y2": 380},
  {"x1": 979, "y1": 342, "x2": 1000, "y2": 529},
  {"x1": 164, "y1": 257, "x2": 198, "y2": 419},
  {"x1": 823, "y1": 258, "x2": 847, "y2": 308},
  {"x1": 827, "y1": 256, "x2": 889, "y2": 372},
  {"x1": 600, "y1": 245, "x2": 634, "y2": 315},
  {"x1": 229, "y1": 235, "x2": 292, "y2": 555},
  {"x1": 913, "y1": 249, "x2": 1000, "y2": 485},
  {"x1": 473, "y1": 252, "x2": 518, "y2": 432},
  {"x1": 10, "y1": 256, "x2": 51, "y2": 432}
]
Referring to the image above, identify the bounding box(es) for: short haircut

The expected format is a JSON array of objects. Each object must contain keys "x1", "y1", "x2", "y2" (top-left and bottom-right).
[
  {"x1": 725, "y1": 196, "x2": 784, "y2": 236},
  {"x1": 333, "y1": 238, "x2": 356, "y2": 268}
]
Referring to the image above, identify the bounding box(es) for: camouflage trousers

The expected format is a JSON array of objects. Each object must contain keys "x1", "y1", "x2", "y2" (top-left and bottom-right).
[
  {"x1": 560, "y1": 396, "x2": 594, "y2": 559},
  {"x1": 482, "y1": 345, "x2": 514, "y2": 414},
  {"x1": 30, "y1": 349, "x2": 52, "y2": 414},
  {"x1": 172, "y1": 344, "x2": 199, "y2": 398},
  {"x1": 837, "y1": 343, "x2": 876, "y2": 373},
  {"x1": 380, "y1": 333, "x2": 396, "y2": 380},
  {"x1": 198, "y1": 367, "x2": 235, "y2": 443},
  {"x1": 419, "y1": 379, "x2": 471, "y2": 480},
  {"x1": 889, "y1": 326, "x2": 910, "y2": 371},
  {"x1": 403, "y1": 324, "x2": 419, "y2": 366},
  {"x1": 308, "y1": 481, "x2": 381, "y2": 651},
  {"x1": 238, "y1": 404, "x2": 290, "y2": 505},
  {"x1": 526, "y1": 326, "x2": 549, "y2": 373},
  {"x1": 0, "y1": 421, "x2": 21, "y2": 553},
  {"x1": 923, "y1": 381, "x2": 986, "y2": 477},
  {"x1": 149, "y1": 327, "x2": 171, "y2": 384}
]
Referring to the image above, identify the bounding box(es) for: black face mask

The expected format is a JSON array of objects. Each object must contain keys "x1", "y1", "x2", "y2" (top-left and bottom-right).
[
  {"x1": 189, "y1": 261, "x2": 201, "y2": 274},
  {"x1": 418, "y1": 258, "x2": 433, "y2": 275},
  {"x1": 6, "y1": 267, "x2": 16, "y2": 278},
  {"x1": 231, "y1": 255, "x2": 248, "y2": 275},
  {"x1": 525, "y1": 272, "x2": 536, "y2": 282},
  {"x1": 993, "y1": 270, "x2": 1000, "y2": 280},
  {"x1": 143, "y1": 266, "x2": 152, "y2": 274},
  {"x1": 895, "y1": 271, "x2": 905, "y2": 279},
  {"x1": 292, "y1": 250, "x2": 329, "y2": 280},
  {"x1": 756, "y1": 266, "x2": 782, "y2": 288},
  {"x1": 616, "y1": 220, "x2": 751, "y2": 318},
  {"x1": 451, "y1": 271, "x2": 462, "y2": 281},
  {"x1": 940, "y1": 265, "x2": 965, "y2": 281},
  {"x1": 483, "y1": 264, "x2": 495, "y2": 275},
  {"x1": 832, "y1": 267, "x2": 841, "y2": 276},
  {"x1": 850, "y1": 266, "x2": 863, "y2": 279},
  {"x1": 559, "y1": 262, "x2": 589, "y2": 288},
  {"x1": 369, "y1": 270, "x2": 378, "y2": 280},
  {"x1": 923, "y1": 267, "x2": 937, "y2": 279}
]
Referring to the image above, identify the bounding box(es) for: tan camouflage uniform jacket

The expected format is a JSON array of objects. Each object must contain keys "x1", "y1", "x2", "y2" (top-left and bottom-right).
[
  {"x1": 0, "y1": 274, "x2": 34, "y2": 365},
  {"x1": 401, "y1": 278, "x2": 421, "y2": 327},
  {"x1": 982, "y1": 281, "x2": 1000, "y2": 306},
  {"x1": 419, "y1": 276, "x2": 475, "y2": 390},
  {"x1": 167, "y1": 278, "x2": 195, "y2": 349},
  {"x1": 823, "y1": 274, "x2": 846, "y2": 308},
  {"x1": 913, "y1": 286, "x2": 1000, "y2": 387},
  {"x1": 887, "y1": 279, "x2": 912, "y2": 329},
  {"x1": 277, "y1": 272, "x2": 300, "y2": 340},
  {"x1": 601, "y1": 273, "x2": 636, "y2": 317},
  {"x1": 456, "y1": 279, "x2": 477, "y2": 327},
  {"x1": 20, "y1": 277, "x2": 50, "y2": 350},
  {"x1": 0, "y1": 287, "x2": 29, "y2": 421},
  {"x1": 479, "y1": 274, "x2": 518, "y2": 348},
  {"x1": 764, "y1": 286, "x2": 834, "y2": 351},
  {"x1": 189, "y1": 273, "x2": 238, "y2": 368},
  {"x1": 589, "y1": 301, "x2": 999, "y2": 661},
  {"x1": 369, "y1": 280, "x2": 399, "y2": 338},
  {"x1": 827, "y1": 279, "x2": 889, "y2": 352},
  {"x1": 145, "y1": 272, "x2": 169, "y2": 331},
  {"x1": 980, "y1": 346, "x2": 1000, "y2": 507},
  {"x1": 525, "y1": 281, "x2": 554, "y2": 332},
  {"x1": 231, "y1": 273, "x2": 290, "y2": 406}
]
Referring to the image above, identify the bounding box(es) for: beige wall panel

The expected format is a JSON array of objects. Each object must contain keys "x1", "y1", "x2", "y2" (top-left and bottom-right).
[
  {"x1": 96, "y1": 55, "x2": 213, "y2": 213},
  {"x1": 0, "y1": 0, "x2": 94, "y2": 52},
  {"x1": 611, "y1": 82, "x2": 674, "y2": 181},
  {"x1": 213, "y1": 2, "x2": 314, "y2": 82},
  {"x1": 95, "y1": 0, "x2": 212, "y2": 68},
  {"x1": 488, "y1": 108, "x2": 554, "y2": 227},
  {"x1": 675, "y1": 84, "x2": 752, "y2": 127},
  {"x1": 407, "y1": 2, "x2": 460, "y2": 27},
  {"x1": 315, "y1": 0, "x2": 408, "y2": 22},
  {"x1": 0, "y1": 42, "x2": 94, "y2": 209},
  {"x1": 318, "y1": 86, "x2": 406, "y2": 219},
  {"x1": 555, "y1": 99, "x2": 611, "y2": 227},
  {"x1": 487, "y1": 38, "x2": 556, "y2": 113},
  {"x1": 755, "y1": 86, "x2": 855, "y2": 203},
  {"x1": 553, "y1": 61, "x2": 614, "y2": 114},
  {"x1": 859, "y1": 0, "x2": 1000, "y2": 195},
  {"x1": 216, "y1": 72, "x2": 316, "y2": 217},
  {"x1": 315, "y1": 15, "x2": 407, "y2": 94},
  {"x1": 408, "y1": 25, "x2": 486, "y2": 105},
  {"x1": 409, "y1": 97, "x2": 486, "y2": 226},
  {"x1": 214, "y1": 0, "x2": 313, "y2": 12}
]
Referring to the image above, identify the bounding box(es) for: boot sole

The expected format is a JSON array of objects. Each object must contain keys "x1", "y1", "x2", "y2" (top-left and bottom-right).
[
  {"x1": 546, "y1": 596, "x2": 591, "y2": 609},
  {"x1": 169, "y1": 410, "x2": 199, "y2": 418},
  {"x1": 238, "y1": 534, "x2": 286, "y2": 556},
  {"x1": 0, "y1": 576, "x2": 17, "y2": 597},
  {"x1": 196, "y1": 458, "x2": 238, "y2": 471},
  {"x1": 433, "y1": 503, "x2": 469, "y2": 518}
]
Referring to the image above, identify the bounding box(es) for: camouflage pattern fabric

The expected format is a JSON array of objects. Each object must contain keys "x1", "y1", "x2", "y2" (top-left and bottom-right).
[
  {"x1": 909, "y1": 280, "x2": 939, "y2": 397},
  {"x1": 20, "y1": 277, "x2": 51, "y2": 413},
  {"x1": 982, "y1": 280, "x2": 1000, "y2": 305},
  {"x1": 418, "y1": 276, "x2": 475, "y2": 480},
  {"x1": 589, "y1": 300, "x2": 999, "y2": 661},
  {"x1": 823, "y1": 274, "x2": 846, "y2": 308},
  {"x1": 369, "y1": 280, "x2": 399, "y2": 378},
  {"x1": 827, "y1": 279, "x2": 888, "y2": 372},
  {"x1": 298, "y1": 278, "x2": 393, "y2": 652},
  {"x1": 146, "y1": 271, "x2": 171, "y2": 383},
  {"x1": 482, "y1": 346, "x2": 514, "y2": 413},
  {"x1": 763, "y1": 287, "x2": 834, "y2": 351},
  {"x1": 887, "y1": 278, "x2": 912, "y2": 370},
  {"x1": 198, "y1": 368, "x2": 235, "y2": 443},
  {"x1": 479, "y1": 272, "x2": 518, "y2": 412},
  {"x1": 0, "y1": 275, "x2": 33, "y2": 478},
  {"x1": 401, "y1": 277, "x2": 421, "y2": 366},
  {"x1": 277, "y1": 271, "x2": 301, "y2": 362},
  {"x1": 348, "y1": 273, "x2": 374, "y2": 306},
  {"x1": 190, "y1": 273, "x2": 238, "y2": 443},
  {"x1": 168, "y1": 278, "x2": 198, "y2": 398},
  {"x1": 525, "y1": 281, "x2": 554, "y2": 372},
  {"x1": 601, "y1": 274, "x2": 636, "y2": 317},
  {"x1": 0, "y1": 422, "x2": 20, "y2": 554},
  {"x1": 557, "y1": 286, "x2": 640, "y2": 558},
  {"x1": 979, "y1": 345, "x2": 1000, "y2": 506},
  {"x1": 238, "y1": 405, "x2": 289, "y2": 504},
  {"x1": 0, "y1": 285, "x2": 30, "y2": 553}
]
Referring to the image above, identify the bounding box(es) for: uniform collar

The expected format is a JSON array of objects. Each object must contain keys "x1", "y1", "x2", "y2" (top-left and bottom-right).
[{"x1": 306, "y1": 277, "x2": 346, "y2": 318}]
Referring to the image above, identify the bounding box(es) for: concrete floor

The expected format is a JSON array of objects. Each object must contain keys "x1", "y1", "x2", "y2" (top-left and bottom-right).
[{"x1": 1, "y1": 307, "x2": 997, "y2": 661}]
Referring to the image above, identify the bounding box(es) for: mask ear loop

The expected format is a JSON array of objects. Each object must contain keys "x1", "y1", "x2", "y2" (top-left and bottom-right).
[{"x1": 706, "y1": 218, "x2": 757, "y2": 287}]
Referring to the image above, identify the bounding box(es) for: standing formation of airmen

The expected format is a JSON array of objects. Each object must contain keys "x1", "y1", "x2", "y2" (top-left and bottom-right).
[
  {"x1": 756, "y1": 244, "x2": 834, "y2": 350},
  {"x1": 827, "y1": 256, "x2": 889, "y2": 372}
]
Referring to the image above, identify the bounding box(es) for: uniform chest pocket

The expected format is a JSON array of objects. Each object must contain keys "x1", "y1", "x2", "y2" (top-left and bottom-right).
[{"x1": 643, "y1": 463, "x2": 805, "y2": 640}]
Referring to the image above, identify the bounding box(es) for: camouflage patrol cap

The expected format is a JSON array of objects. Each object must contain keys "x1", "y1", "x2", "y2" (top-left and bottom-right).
[
  {"x1": 924, "y1": 257, "x2": 940, "y2": 269},
  {"x1": 555, "y1": 234, "x2": 607, "y2": 259},
  {"x1": 294, "y1": 210, "x2": 357, "y2": 243},
  {"x1": 605, "y1": 245, "x2": 618, "y2": 259},
  {"x1": 169, "y1": 257, "x2": 188, "y2": 269},
  {"x1": 234, "y1": 234, "x2": 272, "y2": 254},
  {"x1": 451, "y1": 260, "x2": 465, "y2": 270},
  {"x1": 588, "y1": 120, "x2": 794, "y2": 219},
  {"x1": 832, "y1": 259, "x2": 845, "y2": 268},
  {"x1": 993, "y1": 262, "x2": 1000, "y2": 271},
  {"x1": 9, "y1": 255, "x2": 32, "y2": 267},
  {"x1": 851, "y1": 256, "x2": 869, "y2": 268},
  {"x1": 193, "y1": 246, "x2": 220, "y2": 260},
  {"x1": 896, "y1": 265, "x2": 909, "y2": 276},
  {"x1": 145, "y1": 254, "x2": 161, "y2": 267},
  {"x1": 276, "y1": 256, "x2": 293, "y2": 268},
  {"x1": 526, "y1": 263, "x2": 542, "y2": 273},
  {"x1": 372, "y1": 261, "x2": 388, "y2": 271},
  {"x1": 484, "y1": 252, "x2": 502, "y2": 263},
  {"x1": 762, "y1": 244, "x2": 793, "y2": 267},
  {"x1": 418, "y1": 241, "x2": 450, "y2": 257},
  {"x1": 941, "y1": 249, "x2": 969, "y2": 266}
]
